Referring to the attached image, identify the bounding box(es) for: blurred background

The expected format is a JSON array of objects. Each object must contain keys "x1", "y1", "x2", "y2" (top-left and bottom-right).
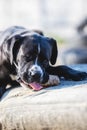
[{"x1": 0, "y1": 0, "x2": 87, "y2": 65}]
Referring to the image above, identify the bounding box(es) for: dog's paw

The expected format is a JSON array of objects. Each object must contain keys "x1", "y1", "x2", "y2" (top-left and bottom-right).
[
  {"x1": 43, "y1": 75, "x2": 60, "y2": 87},
  {"x1": 70, "y1": 71, "x2": 87, "y2": 81},
  {"x1": 76, "y1": 72, "x2": 87, "y2": 81}
]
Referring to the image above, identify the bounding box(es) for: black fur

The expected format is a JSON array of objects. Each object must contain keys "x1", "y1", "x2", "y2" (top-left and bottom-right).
[{"x1": 0, "y1": 26, "x2": 87, "y2": 98}]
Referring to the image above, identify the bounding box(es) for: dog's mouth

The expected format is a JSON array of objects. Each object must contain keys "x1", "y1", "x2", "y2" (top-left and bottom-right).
[
  {"x1": 17, "y1": 75, "x2": 60, "y2": 91},
  {"x1": 17, "y1": 71, "x2": 49, "y2": 90},
  {"x1": 19, "y1": 79, "x2": 43, "y2": 91}
]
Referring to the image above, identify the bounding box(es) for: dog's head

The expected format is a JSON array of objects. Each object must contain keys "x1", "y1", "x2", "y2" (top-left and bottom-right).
[{"x1": 5, "y1": 31, "x2": 58, "y2": 87}]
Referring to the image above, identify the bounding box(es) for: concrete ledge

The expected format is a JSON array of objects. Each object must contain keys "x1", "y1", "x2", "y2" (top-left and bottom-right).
[{"x1": 0, "y1": 64, "x2": 87, "y2": 130}]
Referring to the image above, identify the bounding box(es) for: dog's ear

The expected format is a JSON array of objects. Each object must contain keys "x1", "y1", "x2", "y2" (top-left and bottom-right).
[
  {"x1": 32, "y1": 30, "x2": 44, "y2": 36},
  {"x1": 8, "y1": 35, "x2": 22, "y2": 64},
  {"x1": 49, "y1": 38, "x2": 58, "y2": 65}
]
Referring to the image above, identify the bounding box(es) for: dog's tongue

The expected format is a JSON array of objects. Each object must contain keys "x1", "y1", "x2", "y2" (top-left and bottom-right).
[{"x1": 29, "y1": 82, "x2": 43, "y2": 91}]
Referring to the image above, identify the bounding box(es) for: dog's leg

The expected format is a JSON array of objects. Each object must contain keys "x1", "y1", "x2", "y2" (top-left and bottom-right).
[
  {"x1": 46, "y1": 65, "x2": 87, "y2": 81},
  {"x1": 0, "y1": 76, "x2": 19, "y2": 98},
  {"x1": 0, "y1": 85, "x2": 6, "y2": 98}
]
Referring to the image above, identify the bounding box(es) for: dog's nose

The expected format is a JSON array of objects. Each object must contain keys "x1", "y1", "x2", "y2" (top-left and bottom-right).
[
  {"x1": 28, "y1": 65, "x2": 43, "y2": 81},
  {"x1": 29, "y1": 71, "x2": 41, "y2": 79}
]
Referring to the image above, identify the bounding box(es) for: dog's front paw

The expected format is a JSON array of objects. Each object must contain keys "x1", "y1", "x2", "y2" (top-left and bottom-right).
[
  {"x1": 76, "y1": 72, "x2": 87, "y2": 80},
  {"x1": 70, "y1": 71, "x2": 87, "y2": 81}
]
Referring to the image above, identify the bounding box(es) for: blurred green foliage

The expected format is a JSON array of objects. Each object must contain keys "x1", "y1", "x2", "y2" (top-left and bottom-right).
[{"x1": 46, "y1": 33, "x2": 65, "y2": 44}]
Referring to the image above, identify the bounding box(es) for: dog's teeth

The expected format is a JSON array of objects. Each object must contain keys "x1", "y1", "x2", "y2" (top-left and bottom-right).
[{"x1": 20, "y1": 82, "x2": 30, "y2": 89}]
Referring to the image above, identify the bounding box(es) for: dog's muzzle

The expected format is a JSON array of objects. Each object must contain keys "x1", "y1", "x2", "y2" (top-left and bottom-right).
[
  {"x1": 28, "y1": 65, "x2": 43, "y2": 82},
  {"x1": 16, "y1": 64, "x2": 49, "y2": 91}
]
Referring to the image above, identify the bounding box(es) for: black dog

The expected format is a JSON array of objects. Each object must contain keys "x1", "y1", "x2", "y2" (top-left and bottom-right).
[{"x1": 0, "y1": 26, "x2": 87, "y2": 97}]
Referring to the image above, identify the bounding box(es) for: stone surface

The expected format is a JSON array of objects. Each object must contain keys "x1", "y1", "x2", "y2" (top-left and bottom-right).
[{"x1": 0, "y1": 64, "x2": 87, "y2": 130}]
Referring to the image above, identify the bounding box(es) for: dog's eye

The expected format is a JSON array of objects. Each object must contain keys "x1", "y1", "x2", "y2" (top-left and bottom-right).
[
  {"x1": 26, "y1": 56, "x2": 32, "y2": 61},
  {"x1": 26, "y1": 55, "x2": 30, "y2": 59},
  {"x1": 22, "y1": 55, "x2": 32, "y2": 62}
]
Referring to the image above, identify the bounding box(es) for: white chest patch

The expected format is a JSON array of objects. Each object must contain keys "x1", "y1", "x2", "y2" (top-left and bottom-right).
[{"x1": 28, "y1": 43, "x2": 43, "y2": 80}]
